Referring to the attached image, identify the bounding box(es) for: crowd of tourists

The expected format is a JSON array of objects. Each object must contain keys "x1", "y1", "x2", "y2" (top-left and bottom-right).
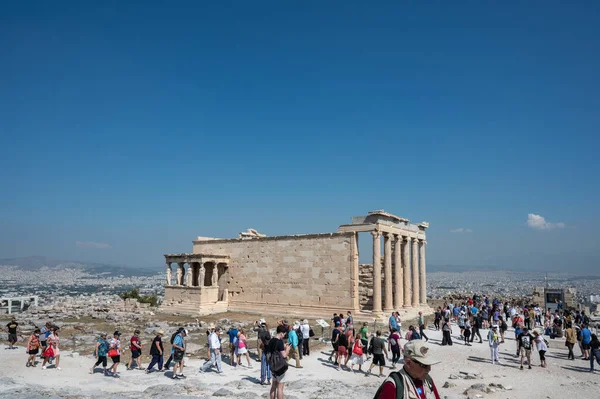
[{"x1": 5, "y1": 298, "x2": 600, "y2": 399}]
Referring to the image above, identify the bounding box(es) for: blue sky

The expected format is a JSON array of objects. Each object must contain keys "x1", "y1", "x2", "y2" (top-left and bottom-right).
[{"x1": 1, "y1": 1, "x2": 599, "y2": 272}]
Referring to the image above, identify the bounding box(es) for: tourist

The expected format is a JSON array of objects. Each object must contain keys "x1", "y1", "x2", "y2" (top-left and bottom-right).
[
  {"x1": 458, "y1": 311, "x2": 466, "y2": 338},
  {"x1": 582, "y1": 324, "x2": 592, "y2": 360},
  {"x1": 39, "y1": 322, "x2": 51, "y2": 356},
  {"x1": 227, "y1": 325, "x2": 239, "y2": 367},
  {"x1": 441, "y1": 318, "x2": 453, "y2": 346},
  {"x1": 127, "y1": 329, "x2": 143, "y2": 370},
  {"x1": 366, "y1": 330, "x2": 389, "y2": 377},
  {"x1": 388, "y1": 312, "x2": 398, "y2": 334},
  {"x1": 349, "y1": 332, "x2": 365, "y2": 372},
  {"x1": 90, "y1": 332, "x2": 109, "y2": 375},
  {"x1": 388, "y1": 328, "x2": 402, "y2": 369},
  {"x1": 107, "y1": 330, "x2": 122, "y2": 377},
  {"x1": 236, "y1": 329, "x2": 253, "y2": 368},
  {"x1": 518, "y1": 327, "x2": 534, "y2": 370},
  {"x1": 481, "y1": 307, "x2": 489, "y2": 329},
  {"x1": 470, "y1": 313, "x2": 483, "y2": 344},
  {"x1": 565, "y1": 322, "x2": 576, "y2": 360},
  {"x1": 372, "y1": 340, "x2": 441, "y2": 399},
  {"x1": 26, "y1": 328, "x2": 41, "y2": 367},
  {"x1": 336, "y1": 323, "x2": 349, "y2": 371},
  {"x1": 171, "y1": 328, "x2": 187, "y2": 379},
  {"x1": 5, "y1": 317, "x2": 19, "y2": 350},
  {"x1": 433, "y1": 307, "x2": 441, "y2": 331},
  {"x1": 463, "y1": 319, "x2": 472, "y2": 346},
  {"x1": 488, "y1": 325, "x2": 501, "y2": 365},
  {"x1": 395, "y1": 312, "x2": 402, "y2": 336},
  {"x1": 499, "y1": 316, "x2": 508, "y2": 343},
  {"x1": 513, "y1": 323, "x2": 523, "y2": 356},
  {"x1": 267, "y1": 325, "x2": 290, "y2": 399},
  {"x1": 346, "y1": 311, "x2": 354, "y2": 327},
  {"x1": 294, "y1": 322, "x2": 303, "y2": 360},
  {"x1": 332, "y1": 313, "x2": 341, "y2": 326},
  {"x1": 200, "y1": 326, "x2": 223, "y2": 374},
  {"x1": 285, "y1": 323, "x2": 301, "y2": 368},
  {"x1": 258, "y1": 322, "x2": 272, "y2": 385},
  {"x1": 300, "y1": 319, "x2": 311, "y2": 356},
  {"x1": 146, "y1": 330, "x2": 164, "y2": 373},
  {"x1": 532, "y1": 330, "x2": 548, "y2": 368},
  {"x1": 417, "y1": 311, "x2": 429, "y2": 342},
  {"x1": 253, "y1": 319, "x2": 267, "y2": 359},
  {"x1": 590, "y1": 334, "x2": 600, "y2": 372},
  {"x1": 407, "y1": 325, "x2": 421, "y2": 341},
  {"x1": 164, "y1": 327, "x2": 184, "y2": 370},
  {"x1": 328, "y1": 322, "x2": 342, "y2": 363},
  {"x1": 42, "y1": 326, "x2": 61, "y2": 371}
]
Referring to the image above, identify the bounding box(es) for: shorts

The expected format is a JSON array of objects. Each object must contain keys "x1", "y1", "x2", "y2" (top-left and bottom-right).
[
  {"x1": 28, "y1": 348, "x2": 39, "y2": 355},
  {"x1": 111, "y1": 355, "x2": 121, "y2": 363},
  {"x1": 372, "y1": 353, "x2": 385, "y2": 366},
  {"x1": 582, "y1": 343, "x2": 591, "y2": 350},
  {"x1": 8, "y1": 334, "x2": 17, "y2": 344},
  {"x1": 520, "y1": 348, "x2": 531, "y2": 357},
  {"x1": 237, "y1": 347, "x2": 247, "y2": 355},
  {"x1": 273, "y1": 371, "x2": 287, "y2": 383},
  {"x1": 132, "y1": 349, "x2": 142, "y2": 358},
  {"x1": 337, "y1": 346, "x2": 348, "y2": 356},
  {"x1": 40, "y1": 341, "x2": 47, "y2": 347},
  {"x1": 332, "y1": 343, "x2": 339, "y2": 351},
  {"x1": 173, "y1": 351, "x2": 184, "y2": 362}
]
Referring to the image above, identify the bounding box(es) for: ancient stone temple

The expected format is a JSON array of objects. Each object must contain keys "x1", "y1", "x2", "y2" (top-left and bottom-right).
[{"x1": 161, "y1": 210, "x2": 429, "y2": 318}]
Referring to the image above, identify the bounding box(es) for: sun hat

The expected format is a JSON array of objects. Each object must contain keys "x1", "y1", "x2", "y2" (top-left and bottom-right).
[
  {"x1": 259, "y1": 318, "x2": 266, "y2": 324},
  {"x1": 303, "y1": 319, "x2": 308, "y2": 324},
  {"x1": 403, "y1": 340, "x2": 440, "y2": 366},
  {"x1": 157, "y1": 330, "x2": 164, "y2": 335},
  {"x1": 183, "y1": 329, "x2": 189, "y2": 335},
  {"x1": 209, "y1": 322, "x2": 216, "y2": 330}
]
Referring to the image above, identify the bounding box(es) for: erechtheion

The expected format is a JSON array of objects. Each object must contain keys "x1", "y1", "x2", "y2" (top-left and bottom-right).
[{"x1": 162, "y1": 210, "x2": 429, "y2": 318}]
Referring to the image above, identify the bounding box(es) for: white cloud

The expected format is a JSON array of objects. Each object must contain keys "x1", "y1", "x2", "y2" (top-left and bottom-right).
[
  {"x1": 450, "y1": 228, "x2": 472, "y2": 233},
  {"x1": 76, "y1": 241, "x2": 112, "y2": 249},
  {"x1": 527, "y1": 214, "x2": 565, "y2": 230}
]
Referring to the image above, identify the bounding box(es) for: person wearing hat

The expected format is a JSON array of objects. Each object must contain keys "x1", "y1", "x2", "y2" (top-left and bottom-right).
[
  {"x1": 171, "y1": 329, "x2": 187, "y2": 379},
  {"x1": 200, "y1": 326, "x2": 223, "y2": 374},
  {"x1": 487, "y1": 325, "x2": 501, "y2": 365},
  {"x1": 373, "y1": 340, "x2": 441, "y2": 398},
  {"x1": 517, "y1": 327, "x2": 534, "y2": 370},
  {"x1": 108, "y1": 331, "x2": 123, "y2": 377},
  {"x1": 300, "y1": 319, "x2": 311, "y2": 357},
  {"x1": 127, "y1": 329, "x2": 143, "y2": 370},
  {"x1": 90, "y1": 332, "x2": 109, "y2": 375},
  {"x1": 146, "y1": 330, "x2": 164, "y2": 373}
]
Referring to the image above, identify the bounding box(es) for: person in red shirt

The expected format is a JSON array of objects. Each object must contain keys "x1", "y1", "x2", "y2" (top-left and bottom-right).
[
  {"x1": 127, "y1": 330, "x2": 143, "y2": 370},
  {"x1": 373, "y1": 340, "x2": 441, "y2": 399}
]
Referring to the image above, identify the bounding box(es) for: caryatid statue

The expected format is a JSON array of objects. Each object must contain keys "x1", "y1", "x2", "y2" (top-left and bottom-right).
[
  {"x1": 186, "y1": 265, "x2": 193, "y2": 287},
  {"x1": 166, "y1": 263, "x2": 172, "y2": 286},
  {"x1": 176, "y1": 264, "x2": 183, "y2": 286},
  {"x1": 212, "y1": 265, "x2": 219, "y2": 286},
  {"x1": 199, "y1": 265, "x2": 205, "y2": 287}
]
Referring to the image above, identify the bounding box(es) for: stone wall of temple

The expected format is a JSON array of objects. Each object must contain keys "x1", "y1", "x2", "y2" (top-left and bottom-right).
[{"x1": 192, "y1": 233, "x2": 355, "y2": 315}]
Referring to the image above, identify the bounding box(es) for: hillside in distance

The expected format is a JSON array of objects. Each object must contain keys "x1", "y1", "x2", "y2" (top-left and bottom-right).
[{"x1": 0, "y1": 256, "x2": 161, "y2": 277}]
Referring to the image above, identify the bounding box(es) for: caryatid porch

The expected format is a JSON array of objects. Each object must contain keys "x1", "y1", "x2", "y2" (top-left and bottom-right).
[
  {"x1": 164, "y1": 253, "x2": 230, "y2": 309},
  {"x1": 338, "y1": 210, "x2": 429, "y2": 316}
]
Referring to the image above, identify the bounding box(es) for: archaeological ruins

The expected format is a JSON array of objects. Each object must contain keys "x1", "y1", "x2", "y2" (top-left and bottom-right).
[{"x1": 162, "y1": 210, "x2": 430, "y2": 318}]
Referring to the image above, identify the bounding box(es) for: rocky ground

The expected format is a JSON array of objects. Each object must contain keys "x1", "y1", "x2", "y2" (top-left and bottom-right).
[{"x1": 1, "y1": 318, "x2": 599, "y2": 399}]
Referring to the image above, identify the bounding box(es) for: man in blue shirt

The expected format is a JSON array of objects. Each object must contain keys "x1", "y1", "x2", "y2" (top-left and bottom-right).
[
  {"x1": 581, "y1": 325, "x2": 592, "y2": 360},
  {"x1": 227, "y1": 327, "x2": 238, "y2": 367},
  {"x1": 171, "y1": 329, "x2": 187, "y2": 379},
  {"x1": 388, "y1": 312, "x2": 397, "y2": 334}
]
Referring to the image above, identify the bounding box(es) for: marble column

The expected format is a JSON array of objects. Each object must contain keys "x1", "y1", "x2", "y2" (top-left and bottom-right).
[
  {"x1": 393, "y1": 235, "x2": 403, "y2": 309},
  {"x1": 350, "y1": 232, "x2": 360, "y2": 311},
  {"x1": 166, "y1": 263, "x2": 172, "y2": 286},
  {"x1": 371, "y1": 231, "x2": 382, "y2": 314},
  {"x1": 412, "y1": 238, "x2": 420, "y2": 307},
  {"x1": 383, "y1": 233, "x2": 394, "y2": 312},
  {"x1": 8, "y1": 299, "x2": 12, "y2": 314},
  {"x1": 419, "y1": 240, "x2": 427, "y2": 305},
  {"x1": 403, "y1": 237, "x2": 412, "y2": 308}
]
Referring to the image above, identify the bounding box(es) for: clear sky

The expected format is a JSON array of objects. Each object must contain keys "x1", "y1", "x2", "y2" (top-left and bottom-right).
[{"x1": 1, "y1": 1, "x2": 599, "y2": 272}]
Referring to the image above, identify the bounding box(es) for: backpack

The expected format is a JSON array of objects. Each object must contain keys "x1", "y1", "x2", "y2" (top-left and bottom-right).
[
  {"x1": 170, "y1": 332, "x2": 178, "y2": 345},
  {"x1": 372, "y1": 371, "x2": 434, "y2": 399},
  {"x1": 309, "y1": 328, "x2": 315, "y2": 338},
  {"x1": 266, "y1": 339, "x2": 287, "y2": 372},
  {"x1": 368, "y1": 338, "x2": 374, "y2": 355}
]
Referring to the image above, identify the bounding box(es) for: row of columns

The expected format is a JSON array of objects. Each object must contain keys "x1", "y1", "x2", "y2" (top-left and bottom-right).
[
  {"x1": 1, "y1": 297, "x2": 38, "y2": 314},
  {"x1": 166, "y1": 262, "x2": 221, "y2": 288},
  {"x1": 371, "y1": 231, "x2": 426, "y2": 314}
]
